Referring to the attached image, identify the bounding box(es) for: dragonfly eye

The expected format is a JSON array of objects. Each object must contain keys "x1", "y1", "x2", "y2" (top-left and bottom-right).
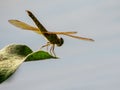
[{"x1": 57, "y1": 38, "x2": 64, "y2": 46}]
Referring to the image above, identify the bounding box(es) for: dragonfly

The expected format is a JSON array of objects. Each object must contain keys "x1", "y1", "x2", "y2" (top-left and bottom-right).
[{"x1": 8, "y1": 10, "x2": 94, "y2": 56}]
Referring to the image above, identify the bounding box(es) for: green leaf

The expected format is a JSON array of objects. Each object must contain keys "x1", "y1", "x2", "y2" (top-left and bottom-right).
[
  {"x1": 0, "y1": 44, "x2": 56, "y2": 84},
  {"x1": 25, "y1": 50, "x2": 57, "y2": 62}
]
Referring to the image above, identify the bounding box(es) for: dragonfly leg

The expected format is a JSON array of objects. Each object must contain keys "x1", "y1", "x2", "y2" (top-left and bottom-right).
[
  {"x1": 40, "y1": 43, "x2": 56, "y2": 57},
  {"x1": 50, "y1": 44, "x2": 56, "y2": 57},
  {"x1": 40, "y1": 42, "x2": 51, "y2": 50}
]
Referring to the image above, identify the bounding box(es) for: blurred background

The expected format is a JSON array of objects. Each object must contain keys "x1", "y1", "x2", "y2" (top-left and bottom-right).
[{"x1": 0, "y1": 0, "x2": 120, "y2": 90}]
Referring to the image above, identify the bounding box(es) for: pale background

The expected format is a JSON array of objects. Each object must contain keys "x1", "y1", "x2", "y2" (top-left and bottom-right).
[{"x1": 0, "y1": 0, "x2": 120, "y2": 90}]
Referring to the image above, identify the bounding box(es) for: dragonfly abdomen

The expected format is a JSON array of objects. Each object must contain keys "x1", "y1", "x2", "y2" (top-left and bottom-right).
[{"x1": 27, "y1": 10, "x2": 64, "y2": 46}]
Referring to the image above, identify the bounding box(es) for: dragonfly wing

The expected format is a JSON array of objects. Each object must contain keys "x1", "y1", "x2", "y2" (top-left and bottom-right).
[
  {"x1": 44, "y1": 31, "x2": 77, "y2": 34},
  {"x1": 8, "y1": 20, "x2": 40, "y2": 31},
  {"x1": 63, "y1": 34, "x2": 94, "y2": 42},
  {"x1": 8, "y1": 20, "x2": 77, "y2": 35}
]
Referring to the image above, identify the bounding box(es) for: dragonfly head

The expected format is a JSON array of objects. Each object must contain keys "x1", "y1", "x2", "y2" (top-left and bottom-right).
[{"x1": 57, "y1": 38, "x2": 64, "y2": 47}]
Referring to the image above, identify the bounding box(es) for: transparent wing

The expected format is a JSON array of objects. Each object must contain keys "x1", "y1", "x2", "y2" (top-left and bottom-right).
[
  {"x1": 8, "y1": 19, "x2": 94, "y2": 41},
  {"x1": 8, "y1": 20, "x2": 39, "y2": 31},
  {"x1": 8, "y1": 19, "x2": 78, "y2": 35},
  {"x1": 62, "y1": 34, "x2": 94, "y2": 42},
  {"x1": 44, "y1": 31, "x2": 77, "y2": 34},
  {"x1": 34, "y1": 31, "x2": 77, "y2": 35}
]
